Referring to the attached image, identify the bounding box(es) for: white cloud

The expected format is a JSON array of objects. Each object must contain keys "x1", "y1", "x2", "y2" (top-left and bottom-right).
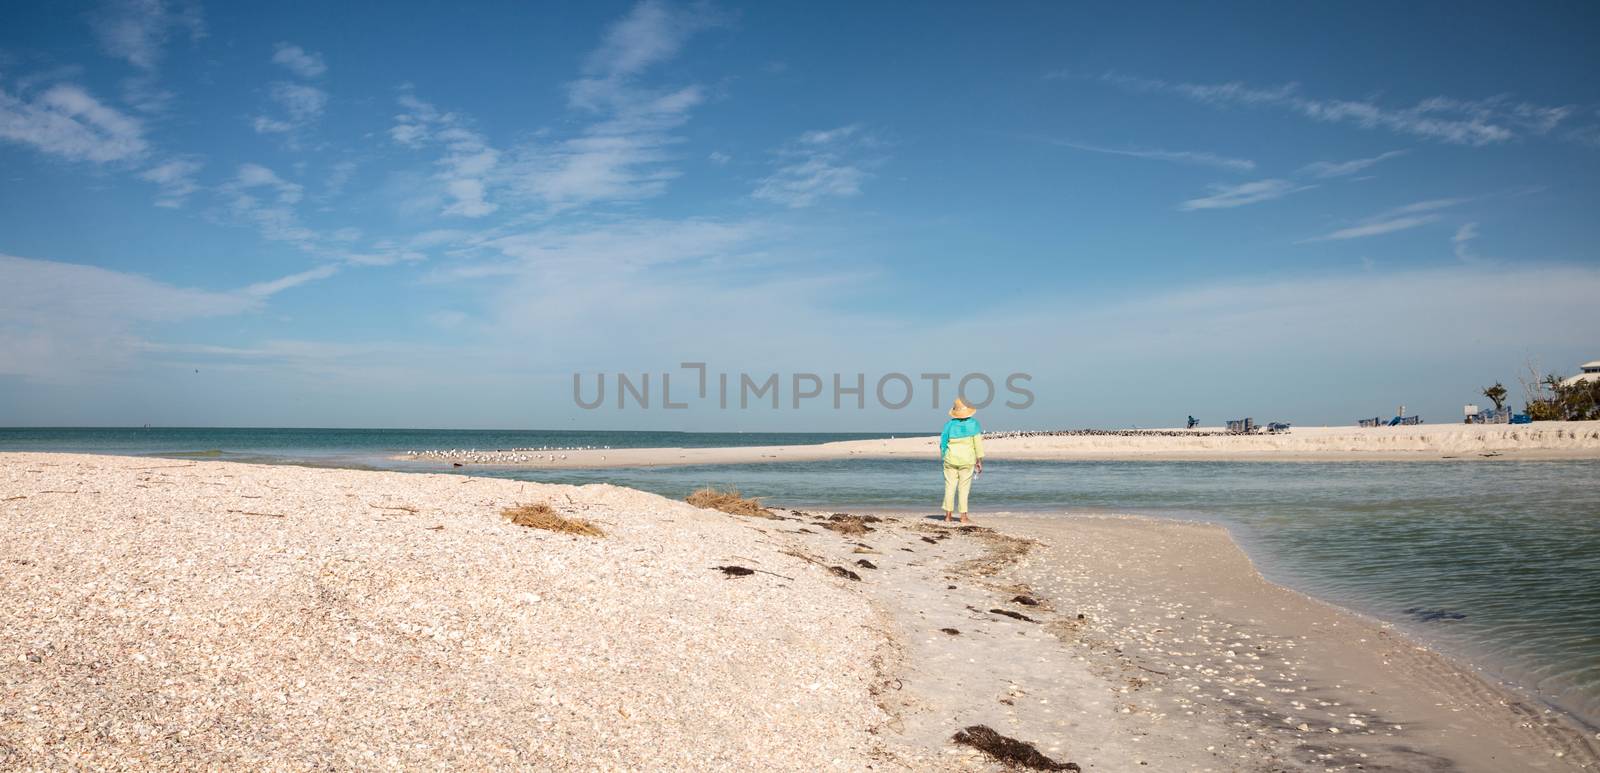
[
  {"x1": 1046, "y1": 138, "x2": 1255, "y2": 172},
  {"x1": 1452, "y1": 222, "x2": 1489, "y2": 264},
  {"x1": 235, "y1": 163, "x2": 303, "y2": 203},
  {"x1": 120, "y1": 73, "x2": 174, "y2": 114},
  {"x1": 253, "y1": 81, "x2": 327, "y2": 135},
  {"x1": 708, "y1": 151, "x2": 731, "y2": 165},
  {"x1": 577, "y1": 0, "x2": 718, "y2": 89},
  {"x1": 512, "y1": 86, "x2": 700, "y2": 208},
  {"x1": 0, "y1": 251, "x2": 250, "y2": 380},
  {"x1": 1300, "y1": 150, "x2": 1407, "y2": 178},
  {"x1": 390, "y1": 92, "x2": 501, "y2": 217},
  {"x1": 505, "y1": 2, "x2": 721, "y2": 211},
  {"x1": 516, "y1": 85, "x2": 703, "y2": 210},
  {"x1": 242, "y1": 264, "x2": 338, "y2": 296},
  {"x1": 799, "y1": 125, "x2": 860, "y2": 145},
  {"x1": 479, "y1": 217, "x2": 767, "y2": 277},
  {"x1": 139, "y1": 156, "x2": 203, "y2": 207},
  {"x1": 89, "y1": 0, "x2": 205, "y2": 71},
  {"x1": 1385, "y1": 197, "x2": 1469, "y2": 216},
  {"x1": 1311, "y1": 215, "x2": 1438, "y2": 241},
  {"x1": 1179, "y1": 179, "x2": 1305, "y2": 211},
  {"x1": 222, "y1": 164, "x2": 319, "y2": 246},
  {"x1": 391, "y1": 4, "x2": 721, "y2": 216},
  {"x1": 271, "y1": 42, "x2": 326, "y2": 78},
  {"x1": 754, "y1": 126, "x2": 872, "y2": 208},
  {"x1": 0, "y1": 82, "x2": 147, "y2": 163},
  {"x1": 1098, "y1": 72, "x2": 1576, "y2": 147},
  {"x1": 1302, "y1": 197, "x2": 1467, "y2": 241}
]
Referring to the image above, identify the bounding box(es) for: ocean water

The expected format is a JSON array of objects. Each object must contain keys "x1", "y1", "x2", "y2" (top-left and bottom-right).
[
  {"x1": 0, "y1": 427, "x2": 895, "y2": 465},
  {"x1": 2, "y1": 428, "x2": 1597, "y2": 727}
]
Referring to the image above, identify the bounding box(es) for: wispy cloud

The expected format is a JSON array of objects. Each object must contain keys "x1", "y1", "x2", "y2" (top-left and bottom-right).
[
  {"x1": 252, "y1": 81, "x2": 328, "y2": 135},
  {"x1": 88, "y1": 0, "x2": 205, "y2": 71},
  {"x1": 574, "y1": 0, "x2": 719, "y2": 95},
  {"x1": 387, "y1": 2, "x2": 723, "y2": 217},
  {"x1": 479, "y1": 218, "x2": 769, "y2": 278},
  {"x1": 139, "y1": 156, "x2": 203, "y2": 207},
  {"x1": 222, "y1": 163, "x2": 317, "y2": 246},
  {"x1": 1094, "y1": 72, "x2": 1576, "y2": 147},
  {"x1": 1300, "y1": 150, "x2": 1407, "y2": 178},
  {"x1": 506, "y1": 2, "x2": 720, "y2": 211},
  {"x1": 0, "y1": 81, "x2": 148, "y2": 163},
  {"x1": 390, "y1": 90, "x2": 500, "y2": 217},
  {"x1": 270, "y1": 42, "x2": 326, "y2": 78},
  {"x1": 253, "y1": 44, "x2": 328, "y2": 137},
  {"x1": 242, "y1": 264, "x2": 338, "y2": 297},
  {"x1": 1302, "y1": 197, "x2": 1467, "y2": 241},
  {"x1": 0, "y1": 251, "x2": 249, "y2": 380},
  {"x1": 0, "y1": 250, "x2": 355, "y2": 381},
  {"x1": 1179, "y1": 179, "x2": 1307, "y2": 211},
  {"x1": 1311, "y1": 215, "x2": 1438, "y2": 241},
  {"x1": 1452, "y1": 222, "x2": 1492, "y2": 264},
  {"x1": 754, "y1": 125, "x2": 873, "y2": 208},
  {"x1": 1045, "y1": 138, "x2": 1255, "y2": 172}
]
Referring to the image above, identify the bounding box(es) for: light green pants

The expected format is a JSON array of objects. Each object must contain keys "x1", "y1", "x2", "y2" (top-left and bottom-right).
[{"x1": 942, "y1": 462, "x2": 974, "y2": 513}]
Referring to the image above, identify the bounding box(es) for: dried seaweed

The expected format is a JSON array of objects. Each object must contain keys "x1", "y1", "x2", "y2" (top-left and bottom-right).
[
  {"x1": 822, "y1": 516, "x2": 874, "y2": 536},
  {"x1": 951, "y1": 725, "x2": 1079, "y2": 771},
  {"x1": 989, "y1": 608, "x2": 1036, "y2": 623},
  {"x1": 502, "y1": 503, "x2": 604, "y2": 537}
]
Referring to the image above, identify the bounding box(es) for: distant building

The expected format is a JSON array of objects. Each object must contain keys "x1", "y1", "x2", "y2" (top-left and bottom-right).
[{"x1": 1560, "y1": 360, "x2": 1600, "y2": 387}]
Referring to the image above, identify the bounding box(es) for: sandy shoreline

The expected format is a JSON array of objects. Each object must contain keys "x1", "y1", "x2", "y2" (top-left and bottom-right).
[
  {"x1": 392, "y1": 421, "x2": 1600, "y2": 469},
  {"x1": 3, "y1": 453, "x2": 1596, "y2": 770}
]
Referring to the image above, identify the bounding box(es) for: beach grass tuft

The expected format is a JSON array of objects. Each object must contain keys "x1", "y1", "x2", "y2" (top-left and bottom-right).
[
  {"x1": 686, "y1": 486, "x2": 773, "y2": 518},
  {"x1": 502, "y1": 502, "x2": 604, "y2": 537}
]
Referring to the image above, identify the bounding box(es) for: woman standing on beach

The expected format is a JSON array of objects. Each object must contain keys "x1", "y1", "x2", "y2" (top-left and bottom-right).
[{"x1": 940, "y1": 398, "x2": 984, "y2": 523}]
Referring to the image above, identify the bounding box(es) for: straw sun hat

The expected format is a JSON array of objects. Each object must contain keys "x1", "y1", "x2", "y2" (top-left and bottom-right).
[{"x1": 948, "y1": 398, "x2": 977, "y2": 419}]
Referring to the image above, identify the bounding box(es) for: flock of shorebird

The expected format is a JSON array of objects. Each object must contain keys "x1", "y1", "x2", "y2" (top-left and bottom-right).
[
  {"x1": 983, "y1": 428, "x2": 1230, "y2": 439},
  {"x1": 406, "y1": 446, "x2": 610, "y2": 464}
]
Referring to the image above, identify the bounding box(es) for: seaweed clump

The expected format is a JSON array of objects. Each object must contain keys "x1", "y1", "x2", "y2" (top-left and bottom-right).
[
  {"x1": 502, "y1": 503, "x2": 604, "y2": 537},
  {"x1": 951, "y1": 725, "x2": 1079, "y2": 771}
]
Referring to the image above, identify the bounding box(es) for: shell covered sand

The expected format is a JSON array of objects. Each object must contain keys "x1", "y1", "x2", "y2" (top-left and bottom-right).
[{"x1": 0, "y1": 453, "x2": 905, "y2": 770}]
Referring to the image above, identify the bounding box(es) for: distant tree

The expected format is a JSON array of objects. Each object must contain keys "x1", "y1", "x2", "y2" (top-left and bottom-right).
[
  {"x1": 1523, "y1": 373, "x2": 1600, "y2": 421},
  {"x1": 1482, "y1": 382, "x2": 1508, "y2": 410}
]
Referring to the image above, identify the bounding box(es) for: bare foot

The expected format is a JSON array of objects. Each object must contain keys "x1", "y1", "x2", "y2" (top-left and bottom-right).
[{"x1": 960, "y1": 514, "x2": 971, "y2": 524}]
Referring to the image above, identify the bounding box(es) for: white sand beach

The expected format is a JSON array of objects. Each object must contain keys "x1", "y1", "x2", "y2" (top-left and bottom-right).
[
  {"x1": 396, "y1": 420, "x2": 1600, "y2": 469},
  {"x1": 3, "y1": 453, "x2": 1596, "y2": 770}
]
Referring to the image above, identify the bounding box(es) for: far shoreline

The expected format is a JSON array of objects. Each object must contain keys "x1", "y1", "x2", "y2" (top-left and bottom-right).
[{"x1": 390, "y1": 420, "x2": 1600, "y2": 469}]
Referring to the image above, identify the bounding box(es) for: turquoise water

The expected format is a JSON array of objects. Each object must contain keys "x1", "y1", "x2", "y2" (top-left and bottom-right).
[{"x1": 2, "y1": 428, "x2": 1596, "y2": 727}]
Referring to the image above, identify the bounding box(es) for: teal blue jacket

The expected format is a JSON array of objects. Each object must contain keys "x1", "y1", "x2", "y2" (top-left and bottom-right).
[{"x1": 939, "y1": 417, "x2": 983, "y2": 457}]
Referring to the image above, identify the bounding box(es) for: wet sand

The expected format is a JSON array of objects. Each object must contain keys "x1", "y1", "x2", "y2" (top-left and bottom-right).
[
  {"x1": 3, "y1": 453, "x2": 1596, "y2": 770},
  {"x1": 393, "y1": 421, "x2": 1600, "y2": 469},
  {"x1": 801, "y1": 510, "x2": 1600, "y2": 771}
]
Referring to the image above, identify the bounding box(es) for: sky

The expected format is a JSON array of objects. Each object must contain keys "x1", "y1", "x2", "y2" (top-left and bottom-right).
[{"x1": 1, "y1": 0, "x2": 1598, "y2": 431}]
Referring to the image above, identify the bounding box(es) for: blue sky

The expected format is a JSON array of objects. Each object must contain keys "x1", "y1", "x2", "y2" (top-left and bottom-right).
[{"x1": 2, "y1": 0, "x2": 1597, "y2": 430}]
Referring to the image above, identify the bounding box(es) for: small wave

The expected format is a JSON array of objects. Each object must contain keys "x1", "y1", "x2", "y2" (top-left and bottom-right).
[{"x1": 165, "y1": 449, "x2": 229, "y2": 458}]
